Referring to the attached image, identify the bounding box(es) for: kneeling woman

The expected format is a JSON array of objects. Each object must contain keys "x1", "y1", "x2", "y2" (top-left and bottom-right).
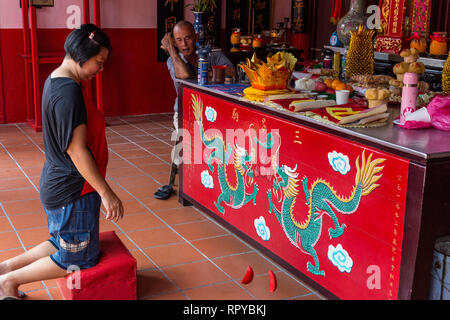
[{"x1": 0, "y1": 24, "x2": 123, "y2": 300}]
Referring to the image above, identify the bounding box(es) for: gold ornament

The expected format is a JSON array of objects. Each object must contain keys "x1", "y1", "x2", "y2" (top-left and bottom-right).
[
  {"x1": 443, "y1": 51, "x2": 450, "y2": 94},
  {"x1": 346, "y1": 25, "x2": 375, "y2": 79},
  {"x1": 239, "y1": 52, "x2": 297, "y2": 91}
]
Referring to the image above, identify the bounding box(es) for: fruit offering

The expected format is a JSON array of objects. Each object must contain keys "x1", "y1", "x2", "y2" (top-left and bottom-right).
[
  {"x1": 315, "y1": 78, "x2": 353, "y2": 94},
  {"x1": 429, "y1": 32, "x2": 448, "y2": 56}
]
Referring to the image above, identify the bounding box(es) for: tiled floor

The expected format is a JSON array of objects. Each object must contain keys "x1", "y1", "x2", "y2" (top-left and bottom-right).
[{"x1": 0, "y1": 114, "x2": 325, "y2": 300}]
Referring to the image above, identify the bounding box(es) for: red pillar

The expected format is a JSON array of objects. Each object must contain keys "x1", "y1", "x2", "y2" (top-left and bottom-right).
[
  {"x1": 93, "y1": 0, "x2": 104, "y2": 117},
  {"x1": 29, "y1": 5, "x2": 42, "y2": 131}
]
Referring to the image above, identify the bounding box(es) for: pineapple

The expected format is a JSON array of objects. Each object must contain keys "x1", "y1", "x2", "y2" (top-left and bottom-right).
[
  {"x1": 443, "y1": 51, "x2": 450, "y2": 94},
  {"x1": 345, "y1": 25, "x2": 375, "y2": 79}
]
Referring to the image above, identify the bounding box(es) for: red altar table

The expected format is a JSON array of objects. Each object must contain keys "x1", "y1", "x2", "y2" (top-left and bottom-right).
[{"x1": 177, "y1": 80, "x2": 450, "y2": 300}]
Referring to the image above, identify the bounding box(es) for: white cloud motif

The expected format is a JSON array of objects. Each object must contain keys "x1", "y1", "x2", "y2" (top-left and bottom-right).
[
  {"x1": 327, "y1": 244, "x2": 353, "y2": 273},
  {"x1": 254, "y1": 216, "x2": 271, "y2": 241},
  {"x1": 205, "y1": 106, "x2": 217, "y2": 122},
  {"x1": 328, "y1": 151, "x2": 350, "y2": 175},
  {"x1": 200, "y1": 170, "x2": 214, "y2": 189}
]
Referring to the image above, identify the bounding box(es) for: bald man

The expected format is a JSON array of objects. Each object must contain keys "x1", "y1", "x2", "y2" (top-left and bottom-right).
[
  {"x1": 161, "y1": 20, "x2": 235, "y2": 130},
  {"x1": 156, "y1": 21, "x2": 235, "y2": 200}
]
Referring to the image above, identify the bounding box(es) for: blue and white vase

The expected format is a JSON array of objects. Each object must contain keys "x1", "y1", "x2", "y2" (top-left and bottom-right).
[{"x1": 193, "y1": 11, "x2": 205, "y2": 48}]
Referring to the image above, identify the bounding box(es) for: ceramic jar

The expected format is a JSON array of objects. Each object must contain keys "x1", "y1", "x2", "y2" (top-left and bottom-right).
[{"x1": 336, "y1": 0, "x2": 367, "y2": 48}]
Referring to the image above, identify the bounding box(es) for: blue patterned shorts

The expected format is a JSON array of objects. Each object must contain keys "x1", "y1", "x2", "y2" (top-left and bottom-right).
[{"x1": 45, "y1": 192, "x2": 101, "y2": 270}]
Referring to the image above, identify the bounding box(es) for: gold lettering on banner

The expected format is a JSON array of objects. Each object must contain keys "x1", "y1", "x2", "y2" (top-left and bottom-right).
[
  {"x1": 294, "y1": 130, "x2": 302, "y2": 145},
  {"x1": 255, "y1": 14, "x2": 265, "y2": 30},
  {"x1": 232, "y1": 108, "x2": 239, "y2": 122},
  {"x1": 293, "y1": 17, "x2": 304, "y2": 31},
  {"x1": 165, "y1": 0, "x2": 179, "y2": 12},
  {"x1": 386, "y1": 170, "x2": 404, "y2": 300},
  {"x1": 165, "y1": 16, "x2": 177, "y2": 32},
  {"x1": 292, "y1": 0, "x2": 306, "y2": 33},
  {"x1": 232, "y1": 8, "x2": 241, "y2": 22},
  {"x1": 255, "y1": 0, "x2": 267, "y2": 10}
]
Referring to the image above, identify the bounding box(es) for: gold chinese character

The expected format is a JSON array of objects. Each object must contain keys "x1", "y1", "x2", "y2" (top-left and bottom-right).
[
  {"x1": 255, "y1": 0, "x2": 267, "y2": 10},
  {"x1": 165, "y1": 16, "x2": 177, "y2": 32},
  {"x1": 232, "y1": 8, "x2": 241, "y2": 22},
  {"x1": 165, "y1": 0, "x2": 179, "y2": 12},
  {"x1": 293, "y1": 17, "x2": 304, "y2": 31},
  {"x1": 232, "y1": 108, "x2": 239, "y2": 122},
  {"x1": 294, "y1": 0, "x2": 305, "y2": 9},
  {"x1": 255, "y1": 14, "x2": 265, "y2": 30}
]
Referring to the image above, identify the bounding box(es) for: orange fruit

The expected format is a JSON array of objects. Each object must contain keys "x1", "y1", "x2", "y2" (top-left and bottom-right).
[
  {"x1": 335, "y1": 83, "x2": 348, "y2": 91},
  {"x1": 346, "y1": 84, "x2": 353, "y2": 92},
  {"x1": 325, "y1": 79, "x2": 333, "y2": 88},
  {"x1": 331, "y1": 79, "x2": 342, "y2": 89}
]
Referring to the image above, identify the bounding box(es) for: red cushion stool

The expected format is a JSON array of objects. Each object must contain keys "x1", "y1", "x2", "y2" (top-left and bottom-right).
[{"x1": 56, "y1": 231, "x2": 137, "y2": 300}]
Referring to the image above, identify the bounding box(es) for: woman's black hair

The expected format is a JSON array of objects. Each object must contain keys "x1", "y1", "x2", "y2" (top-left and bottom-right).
[{"x1": 64, "y1": 24, "x2": 112, "y2": 66}]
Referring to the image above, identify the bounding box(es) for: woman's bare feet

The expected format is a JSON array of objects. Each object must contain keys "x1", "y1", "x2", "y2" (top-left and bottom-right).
[
  {"x1": 0, "y1": 275, "x2": 19, "y2": 298},
  {"x1": 0, "y1": 262, "x2": 9, "y2": 276}
]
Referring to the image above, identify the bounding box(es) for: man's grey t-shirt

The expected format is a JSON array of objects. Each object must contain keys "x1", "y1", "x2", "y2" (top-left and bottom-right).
[{"x1": 167, "y1": 51, "x2": 233, "y2": 112}]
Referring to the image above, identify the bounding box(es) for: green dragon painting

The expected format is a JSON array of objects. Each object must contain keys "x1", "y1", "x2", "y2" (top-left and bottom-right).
[
  {"x1": 267, "y1": 150, "x2": 385, "y2": 276},
  {"x1": 192, "y1": 94, "x2": 258, "y2": 214}
]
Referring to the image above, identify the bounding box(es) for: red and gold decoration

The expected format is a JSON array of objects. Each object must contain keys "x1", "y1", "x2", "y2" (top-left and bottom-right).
[
  {"x1": 375, "y1": 0, "x2": 409, "y2": 54},
  {"x1": 346, "y1": 26, "x2": 375, "y2": 78},
  {"x1": 409, "y1": 0, "x2": 432, "y2": 38},
  {"x1": 330, "y1": 0, "x2": 345, "y2": 25},
  {"x1": 239, "y1": 52, "x2": 297, "y2": 98}
]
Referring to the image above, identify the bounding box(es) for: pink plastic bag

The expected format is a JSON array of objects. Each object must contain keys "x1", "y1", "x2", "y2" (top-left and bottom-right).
[
  {"x1": 398, "y1": 95, "x2": 450, "y2": 131},
  {"x1": 427, "y1": 95, "x2": 450, "y2": 131}
]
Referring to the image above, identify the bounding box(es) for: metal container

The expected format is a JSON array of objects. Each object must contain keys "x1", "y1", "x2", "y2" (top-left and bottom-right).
[
  {"x1": 429, "y1": 236, "x2": 450, "y2": 300},
  {"x1": 322, "y1": 49, "x2": 334, "y2": 69},
  {"x1": 198, "y1": 56, "x2": 208, "y2": 85}
]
